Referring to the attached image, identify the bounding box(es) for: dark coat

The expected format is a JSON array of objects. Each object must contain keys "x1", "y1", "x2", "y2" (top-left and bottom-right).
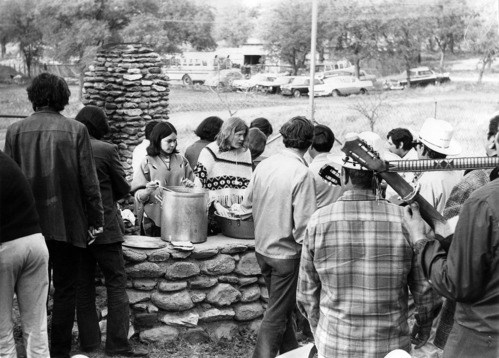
[
  {"x1": 90, "y1": 139, "x2": 130, "y2": 244},
  {"x1": 4, "y1": 109, "x2": 104, "y2": 247}
]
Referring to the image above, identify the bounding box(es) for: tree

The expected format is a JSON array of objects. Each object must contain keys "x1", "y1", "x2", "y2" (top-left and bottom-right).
[
  {"x1": 385, "y1": 4, "x2": 433, "y2": 85},
  {"x1": 213, "y1": 4, "x2": 258, "y2": 47},
  {"x1": 463, "y1": 13, "x2": 499, "y2": 83},
  {"x1": 324, "y1": 2, "x2": 385, "y2": 78},
  {"x1": 0, "y1": 0, "x2": 43, "y2": 77},
  {"x1": 260, "y1": 0, "x2": 312, "y2": 75},
  {"x1": 431, "y1": 0, "x2": 470, "y2": 69},
  {"x1": 121, "y1": 0, "x2": 217, "y2": 53}
]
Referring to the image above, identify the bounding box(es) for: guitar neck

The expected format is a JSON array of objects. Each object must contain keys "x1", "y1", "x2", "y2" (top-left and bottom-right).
[
  {"x1": 387, "y1": 157, "x2": 499, "y2": 172},
  {"x1": 378, "y1": 171, "x2": 444, "y2": 228}
]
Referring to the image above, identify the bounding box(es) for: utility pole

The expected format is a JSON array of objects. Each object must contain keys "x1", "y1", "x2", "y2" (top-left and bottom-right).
[{"x1": 309, "y1": 0, "x2": 318, "y2": 122}]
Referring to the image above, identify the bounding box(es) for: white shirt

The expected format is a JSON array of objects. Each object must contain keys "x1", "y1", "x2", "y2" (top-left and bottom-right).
[{"x1": 308, "y1": 153, "x2": 343, "y2": 208}]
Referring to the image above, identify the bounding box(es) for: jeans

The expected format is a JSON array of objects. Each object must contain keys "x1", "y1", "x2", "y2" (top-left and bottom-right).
[
  {"x1": 253, "y1": 253, "x2": 300, "y2": 358},
  {"x1": 0, "y1": 233, "x2": 50, "y2": 358},
  {"x1": 46, "y1": 240, "x2": 80, "y2": 358},
  {"x1": 76, "y1": 242, "x2": 131, "y2": 354},
  {"x1": 443, "y1": 323, "x2": 499, "y2": 358}
]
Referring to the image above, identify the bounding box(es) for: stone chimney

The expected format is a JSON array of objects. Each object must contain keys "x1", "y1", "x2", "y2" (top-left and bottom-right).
[{"x1": 82, "y1": 43, "x2": 170, "y2": 181}]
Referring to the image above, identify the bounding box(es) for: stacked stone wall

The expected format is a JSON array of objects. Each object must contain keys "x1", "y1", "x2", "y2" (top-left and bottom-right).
[
  {"x1": 122, "y1": 236, "x2": 266, "y2": 344},
  {"x1": 82, "y1": 43, "x2": 169, "y2": 181}
]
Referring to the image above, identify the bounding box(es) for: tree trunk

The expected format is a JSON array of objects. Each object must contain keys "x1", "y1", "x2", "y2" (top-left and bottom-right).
[
  {"x1": 354, "y1": 57, "x2": 360, "y2": 79},
  {"x1": 439, "y1": 50, "x2": 445, "y2": 70},
  {"x1": 477, "y1": 56, "x2": 489, "y2": 84}
]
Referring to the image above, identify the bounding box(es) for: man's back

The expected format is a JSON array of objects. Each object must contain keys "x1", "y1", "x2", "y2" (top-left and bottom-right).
[
  {"x1": 4, "y1": 109, "x2": 102, "y2": 247},
  {"x1": 299, "y1": 190, "x2": 438, "y2": 357}
]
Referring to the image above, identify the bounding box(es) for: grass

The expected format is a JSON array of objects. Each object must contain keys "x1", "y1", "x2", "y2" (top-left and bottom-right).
[{"x1": 1, "y1": 79, "x2": 498, "y2": 157}]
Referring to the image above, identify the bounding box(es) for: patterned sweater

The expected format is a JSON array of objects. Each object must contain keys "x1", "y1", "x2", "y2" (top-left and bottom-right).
[{"x1": 194, "y1": 141, "x2": 252, "y2": 207}]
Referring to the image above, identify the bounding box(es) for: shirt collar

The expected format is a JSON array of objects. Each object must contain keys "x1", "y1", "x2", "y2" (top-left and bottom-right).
[
  {"x1": 313, "y1": 153, "x2": 330, "y2": 162},
  {"x1": 340, "y1": 189, "x2": 379, "y2": 201},
  {"x1": 282, "y1": 148, "x2": 308, "y2": 166}
]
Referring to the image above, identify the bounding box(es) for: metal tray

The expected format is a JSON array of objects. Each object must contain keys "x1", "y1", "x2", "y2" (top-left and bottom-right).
[{"x1": 123, "y1": 235, "x2": 167, "y2": 249}]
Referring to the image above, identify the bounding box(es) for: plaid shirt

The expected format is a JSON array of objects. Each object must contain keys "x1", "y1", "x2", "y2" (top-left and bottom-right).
[{"x1": 297, "y1": 190, "x2": 441, "y2": 358}]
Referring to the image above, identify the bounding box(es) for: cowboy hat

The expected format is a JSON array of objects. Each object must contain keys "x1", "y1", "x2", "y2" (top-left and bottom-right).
[
  {"x1": 328, "y1": 131, "x2": 398, "y2": 170},
  {"x1": 418, "y1": 118, "x2": 461, "y2": 156}
]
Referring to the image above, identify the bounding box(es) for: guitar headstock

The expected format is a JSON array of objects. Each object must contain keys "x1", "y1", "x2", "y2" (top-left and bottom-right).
[
  {"x1": 319, "y1": 164, "x2": 341, "y2": 186},
  {"x1": 341, "y1": 134, "x2": 389, "y2": 173}
]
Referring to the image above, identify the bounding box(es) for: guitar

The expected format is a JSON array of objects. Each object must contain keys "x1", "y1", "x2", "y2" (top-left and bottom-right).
[
  {"x1": 340, "y1": 134, "x2": 445, "y2": 229},
  {"x1": 318, "y1": 164, "x2": 341, "y2": 186}
]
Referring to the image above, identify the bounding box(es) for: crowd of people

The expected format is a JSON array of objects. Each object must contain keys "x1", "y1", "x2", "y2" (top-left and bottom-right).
[{"x1": 1, "y1": 72, "x2": 498, "y2": 358}]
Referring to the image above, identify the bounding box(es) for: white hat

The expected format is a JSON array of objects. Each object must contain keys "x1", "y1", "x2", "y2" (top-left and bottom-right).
[
  {"x1": 384, "y1": 349, "x2": 411, "y2": 358},
  {"x1": 328, "y1": 131, "x2": 396, "y2": 170},
  {"x1": 418, "y1": 118, "x2": 461, "y2": 156}
]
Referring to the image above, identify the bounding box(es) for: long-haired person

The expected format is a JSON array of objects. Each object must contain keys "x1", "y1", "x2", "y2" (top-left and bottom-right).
[{"x1": 131, "y1": 122, "x2": 194, "y2": 236}]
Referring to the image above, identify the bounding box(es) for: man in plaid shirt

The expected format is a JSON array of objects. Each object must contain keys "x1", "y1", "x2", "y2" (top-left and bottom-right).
[{"x1": 297, "y1": 131, "x2": 442, "y2": 358}]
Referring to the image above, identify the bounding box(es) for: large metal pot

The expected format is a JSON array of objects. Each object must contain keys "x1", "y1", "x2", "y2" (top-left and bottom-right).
[
  {"x1": 215, "y1": 213, "x2": 255, "y2": 239},
  {"x1": 161, "y1": 186, "x2": 209, "y2": 243}
]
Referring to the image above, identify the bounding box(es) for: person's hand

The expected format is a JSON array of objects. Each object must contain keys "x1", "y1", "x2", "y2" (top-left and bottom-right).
[
  {"x1": 87, "y1": 226, "x2": 103, "y2": 245},
  {"x1": 181, "y1": 178, "x2": 194, "y2": 188},
  {"x1": 214, "y1": 201, "x2": 230, "y2": 217},
  {"x1": 411, "y1": 321, "x2": 431, "y2": 348},
  {"x1": 145, "y1": 180, "x2": 160, "y2": 195},
  {"x1": 403, "y1": 203, "x2": 427, "y2": 245}
]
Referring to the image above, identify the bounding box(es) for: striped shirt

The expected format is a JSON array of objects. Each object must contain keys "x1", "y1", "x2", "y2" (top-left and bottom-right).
[{"x1": 297, "y1": 190, "x2": 441, "y2": 358}]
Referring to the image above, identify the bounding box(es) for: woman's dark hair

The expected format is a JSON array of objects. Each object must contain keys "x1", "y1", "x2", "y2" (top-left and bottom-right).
[
  {"x1": 280, "y1": 116, "x2": 314, "y2": 150},
  {"x1": 145, "y1": 121, "x2": 160, "y2": 140},
  {"x1": 195, "y1": 116, "x2": 223, "y2": 141},
  {"x1": 147, "y1": 122, "x2": 178, "y2": 156},
  {"x1": 27, "y1": 72, "x2": 71, "y2": 112},
  {"x1": 312, "y1": 124, "x2": 334, "y2": 152},
  {"x1": 250, "y1": 117, "x2": 273, "y2": 137},
  {"x1": 216, "y1": 117, "x2": 249, "y2": 152}
]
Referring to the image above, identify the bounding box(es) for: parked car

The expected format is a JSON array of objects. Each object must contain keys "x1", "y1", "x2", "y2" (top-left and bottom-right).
[
  {"x1": 258, "y1": 75, "x2": 296, "y2": 94},
  {"x1": 322, "y1": 67, "x2": 377, "y2": 82},
  {"x1": 310, "y1": 76, "x2": 374, "y2": 97},
  {"x1": 232, "y1": 73, "x2": 279, "y2": 91},
  {"x1": 203, "y1": 69, "x2": 243, "y2": 89},
  {"x1": 281, "y1": 77, "x2": 322, "y2": 98},
  {"x1": 384, "y1": 66, "x2": 450, "y2": 90}
]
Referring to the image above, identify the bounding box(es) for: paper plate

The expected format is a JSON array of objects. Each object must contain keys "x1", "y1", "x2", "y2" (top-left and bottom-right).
[{"x1": 123, "y1": 235, "x2": 167, "y2": 249}]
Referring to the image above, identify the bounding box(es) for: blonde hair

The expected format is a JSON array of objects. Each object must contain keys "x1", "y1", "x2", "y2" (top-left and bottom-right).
[{"x1": 216, "y1": 117, "x2": 249, "y2": 152}]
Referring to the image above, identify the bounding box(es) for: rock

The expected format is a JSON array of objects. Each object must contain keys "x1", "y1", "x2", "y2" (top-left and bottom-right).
[
  {"x1": 234, "y1": 252, "x2": 261, "y2": 276},
  {"x1": 189, "y1": 276, "x2": 218, "y2": 289},
  {"x1": 183, "y1": 327, "x2": 211, "y2": 344},
  {"x1": 147, "y1": 304, "x2": 159, "y2": 313},
  {"x1": 197, "y1": 307, "x2": 235, "y2": 323},
  {"x1": 200, "y1": 255, "x2": 236, "y2": 276},
  {"x1": 191, "y1": 247, "x2": 219, "y2": 259},
  {"x1": 218, "y1": 275, "x2": 239, "y2": 284},
  {"x1": 134, "y1": 312, "x2": 158, "y2": 328},
  {"x1": 133, "y1": 303, "x2": 148, "y2": 312},
  {"x1": 124, "y1": 109, "x2": 143, "y2": 116},
  {"x1": 122, "y1": 248, "x2": 147, "y2": 263},
  {"x1": 152, "y1": 85, "x2": 167, "y2": 92},
  {"x1": 189, "y1": 290, "x2": 207, "y2": 303},
  {"x1": 147, "y1": 248, "x2": 171, "y2": 262},
  {"x1": 125, "y1": 262, "x2": 163, "y2": 279},
  {"x1": 238, "y1": 276, "x2": 258, "y2": 287},
  {"x1": 165, "y1": 261, "x2": 200, "y2": 279},
  {"x1": 245, "y1": 319, "x2": 262, "y2": 335},
  {"x1": 159, "y1": 309, "x2": 199, "y2": 328},
  {"x1": 240, "y1": 284, "x2": 260, "y2": 302},
  {"x1": 139, "y1": 326, "x2": 179, "y2": 344},
  {"x1": 123, "y1": 74, "x2": 143, "y2": 81},
  {"x1": 151, "y1": 291, "x2": 194, "y2": 311},
  {"x1": 158, "y1": 280, "x2": 188, "y2": 292},
  {"x1": 204, "y1": 321, "x2": 239, "y2": 341},
  {"x1": 170, "y1": 250, "x2": 192, "y2": 259},
  {"x1": 206, "y1": 284, "x2": 241, "y2": 307},
  {"x1": 234, "y1": 302, "x2": 265, "y2": 321},
  {"x1": 260, "y1": 285, "x2": 269, "y2": 302},
  {"x1": 132, "y1": 279, "x2": 157, "y2": 291},
  {"x1": 126, "y1": 289, "x2": 151, "y2": 304},
  {"x1": 221, "y1": 244, "x2": 248, "y2": 255}
]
